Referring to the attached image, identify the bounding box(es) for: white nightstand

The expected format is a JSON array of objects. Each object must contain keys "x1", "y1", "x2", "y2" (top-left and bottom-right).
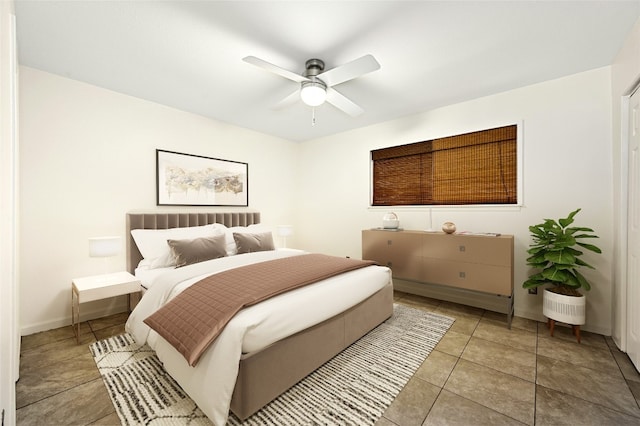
[{"x1": 71, "y1": 271, "x2": 141, "y2": 343}]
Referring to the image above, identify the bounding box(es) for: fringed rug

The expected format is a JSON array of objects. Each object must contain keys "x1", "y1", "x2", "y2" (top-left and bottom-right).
[{"x1": 90, "y1": 304, "x2": 454, "y2": 425}]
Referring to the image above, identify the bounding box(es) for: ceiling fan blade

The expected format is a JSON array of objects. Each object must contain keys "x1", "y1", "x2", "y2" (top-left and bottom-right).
[
  {"x1": 272, "y1": 89, "x2": 300, "y2": 110},
  {"x1": 243, "y1": 56, "x2": 309, "y2": 83},
  {"x1": 326, "y1": 87, "x2": 364, "y2": 117},
  {"x1": 318, "y1": 54, "x2": 380, "y2": 87}
]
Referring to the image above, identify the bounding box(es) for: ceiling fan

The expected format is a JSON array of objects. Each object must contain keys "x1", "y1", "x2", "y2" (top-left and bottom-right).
[{"x1": 242, "y1": 54, "x2": 380, "y2": 117}]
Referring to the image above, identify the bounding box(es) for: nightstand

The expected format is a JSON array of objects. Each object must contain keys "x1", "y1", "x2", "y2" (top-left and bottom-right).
[{"x1": 71, "y1": 271, "x2": 140, "y2": 343}]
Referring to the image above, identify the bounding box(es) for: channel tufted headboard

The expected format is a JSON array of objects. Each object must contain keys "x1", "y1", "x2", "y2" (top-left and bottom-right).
[{"x1": 126, "y1": 211, "x2": 261, "y2": 274}]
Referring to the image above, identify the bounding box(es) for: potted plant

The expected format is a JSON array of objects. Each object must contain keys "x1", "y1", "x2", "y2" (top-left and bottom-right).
[{"x1": 523, "y1": 208, "x2": 602, "y2": 333}]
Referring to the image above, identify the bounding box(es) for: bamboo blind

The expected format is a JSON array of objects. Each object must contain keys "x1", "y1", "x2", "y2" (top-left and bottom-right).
[{"x1": 372, "y1": 125, "x2": 517, "y2": 206}]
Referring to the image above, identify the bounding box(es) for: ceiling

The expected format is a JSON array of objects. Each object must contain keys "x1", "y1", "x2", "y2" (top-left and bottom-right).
[{"x1": 14, "y1": 1, "x2": 640, "y2": 142}]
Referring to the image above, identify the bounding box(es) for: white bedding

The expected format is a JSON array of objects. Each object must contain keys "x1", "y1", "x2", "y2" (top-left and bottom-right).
[
  {"x1": 125, "y1": 249, "x2": 392, "y2": 425},
  {"x1": 134, "y1": 266, "x2": 174, "y2": 290}
]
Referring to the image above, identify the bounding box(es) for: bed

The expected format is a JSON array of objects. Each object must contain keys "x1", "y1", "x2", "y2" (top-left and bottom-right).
[{"x1": 123, "y1": 211, "x2": 394, "y2": 425}]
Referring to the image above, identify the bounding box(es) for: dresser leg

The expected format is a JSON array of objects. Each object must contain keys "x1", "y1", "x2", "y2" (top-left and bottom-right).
[{"x1": 548, "y1": 318, "x2": 555, "y2": 337}]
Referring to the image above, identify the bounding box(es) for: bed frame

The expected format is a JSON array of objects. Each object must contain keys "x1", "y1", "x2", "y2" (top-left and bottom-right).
[{"x1": 126, "y1": 211, "x2": 393, "y2": 420}]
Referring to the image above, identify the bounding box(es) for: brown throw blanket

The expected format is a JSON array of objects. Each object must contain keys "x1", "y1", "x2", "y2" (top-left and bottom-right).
[{"x1": 144, "y1": 254, "x2": 377, "y2": 366}]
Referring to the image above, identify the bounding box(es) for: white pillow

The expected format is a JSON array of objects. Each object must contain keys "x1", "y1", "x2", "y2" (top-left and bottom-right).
[
  {"x1": 209, "y1": 223, "x2": 236, "y2": 256},
  {"x1": 131, "y1": 224, "x2": 223, "y2": 268}
]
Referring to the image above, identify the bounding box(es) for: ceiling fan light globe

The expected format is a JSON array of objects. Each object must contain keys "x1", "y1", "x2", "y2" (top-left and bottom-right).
[{"x1": 300, "y1": 83, "x2": 327, "y2": 106}]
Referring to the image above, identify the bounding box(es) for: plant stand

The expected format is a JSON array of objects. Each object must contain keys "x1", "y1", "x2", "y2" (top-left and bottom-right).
[
  {"x1": 543, "y1": 288, "x2": 585, "y2": 344},
  {"x1": 547, "y1": 318, "x2": 581, "y2": 343}
]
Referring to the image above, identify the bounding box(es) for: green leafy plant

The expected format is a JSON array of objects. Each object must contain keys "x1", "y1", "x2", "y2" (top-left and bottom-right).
[{"x1": 523, "y1": 208, "x2": 602, "y2": 294}]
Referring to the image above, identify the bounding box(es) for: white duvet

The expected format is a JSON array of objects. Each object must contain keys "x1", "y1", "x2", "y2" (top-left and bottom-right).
[{"x1": 125, "y1": 249, "x2": 392, "y2": 425}]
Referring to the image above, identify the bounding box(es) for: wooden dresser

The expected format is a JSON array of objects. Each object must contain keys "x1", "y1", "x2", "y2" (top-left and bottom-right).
[{"x1": 362, "y1": 229, "x2": 514, "y2": 327}]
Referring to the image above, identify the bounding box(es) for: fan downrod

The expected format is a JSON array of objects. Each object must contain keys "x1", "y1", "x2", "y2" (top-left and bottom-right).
[{"x1": 304, "y1": 59, "x2": 325, "y2": 78}]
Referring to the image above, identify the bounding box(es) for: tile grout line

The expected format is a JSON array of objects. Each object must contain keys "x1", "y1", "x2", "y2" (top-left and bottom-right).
[
  {"x1": 607, "y1": 342, "x2": 640, "y2": 414},
  {"x1": 535, "y1": 322, "x2": 640, "y2": 421},
  {"x1": 437, "y1": 310, "x2": 533, "y2": 426},
  {"x1": 16, "y1": 376, "x2": 106, "y2": 414},
  {"x1": 533, "y1": 317, "x2": 539, "y2": 425},
  {"x1": 19, "y1": 297, "x2": 636, "y2": 425},
  {"x1": 395, "y1": 295, "x2": 452, "y2": 425}
]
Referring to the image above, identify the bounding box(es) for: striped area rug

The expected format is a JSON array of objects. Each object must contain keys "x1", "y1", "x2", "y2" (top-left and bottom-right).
[{"x1": 90, "y1": 304, "x2": 454, "y2": 425}]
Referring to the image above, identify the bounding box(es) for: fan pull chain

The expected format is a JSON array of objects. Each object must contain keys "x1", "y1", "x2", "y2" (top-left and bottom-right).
[{"x1": 311, "y1": 107, "x2": 316, "y2": 126}]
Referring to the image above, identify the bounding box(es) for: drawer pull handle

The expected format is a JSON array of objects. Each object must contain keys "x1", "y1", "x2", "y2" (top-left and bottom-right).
[
  {"x1": 459, "y1": 245, "x2": 466, "y2": 252},
  {"x1": 459, "y1": 272, "x2": 466, "y2": 278}
]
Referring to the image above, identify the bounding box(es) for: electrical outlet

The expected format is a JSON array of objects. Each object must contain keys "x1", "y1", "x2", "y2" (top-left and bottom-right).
[{"x1": 528, "y1": 287, "x2": 537, "y2": 295}]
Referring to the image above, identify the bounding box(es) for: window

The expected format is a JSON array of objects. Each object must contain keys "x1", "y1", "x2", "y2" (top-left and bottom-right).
[{"x1": 371, "y1": 125, "x2": 517, "y2": 206}]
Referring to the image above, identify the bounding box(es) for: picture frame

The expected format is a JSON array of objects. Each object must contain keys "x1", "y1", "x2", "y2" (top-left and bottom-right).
[{"x1": 156, "y1": 149, "x2": 248, "y2": 206}]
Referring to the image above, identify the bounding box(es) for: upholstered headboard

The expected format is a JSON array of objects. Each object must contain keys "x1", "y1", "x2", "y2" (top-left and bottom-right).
[{"x1": 126, "y1": 212, "x2": 261, "y2": 274}]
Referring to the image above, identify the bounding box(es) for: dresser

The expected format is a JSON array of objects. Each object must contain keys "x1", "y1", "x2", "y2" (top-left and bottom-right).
[{"x1": 362, "y1": 229, "x2": 514, "y2": 327}]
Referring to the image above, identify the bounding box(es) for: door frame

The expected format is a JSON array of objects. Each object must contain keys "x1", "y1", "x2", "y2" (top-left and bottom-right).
[
  {"x1": 0, "y1": 3, "x2": 19, "y2": 425},
  {"x1": 618, "y1": 80, "x2": 640, "y2": 353}
]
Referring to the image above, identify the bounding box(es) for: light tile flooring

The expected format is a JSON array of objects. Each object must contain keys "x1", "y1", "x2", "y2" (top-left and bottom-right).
[{"x1": 15, "y1": 291, "x2": 640, "y2": 425}]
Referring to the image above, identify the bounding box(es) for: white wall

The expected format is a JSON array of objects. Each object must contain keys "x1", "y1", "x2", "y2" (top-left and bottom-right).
[
  {"x1": 611, "y1": 17, "x2": 640, "y2": 349},
  {"x1": 19, "y1": 66, "x2": 299, "y2": 334},
  {"x1": 298, "y1": 67, "x2": 614, "y2": 335},
  {"x1": 19, "y1": 64, "x2": 618, "y2": 336}
]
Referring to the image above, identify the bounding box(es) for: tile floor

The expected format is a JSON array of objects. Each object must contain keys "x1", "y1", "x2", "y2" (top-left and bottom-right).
[{"x1": 15, "y1": 291, "x2": 640, "y2": 425}]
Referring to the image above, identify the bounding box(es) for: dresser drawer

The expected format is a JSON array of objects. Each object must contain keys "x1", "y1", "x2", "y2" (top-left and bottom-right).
[
  {"x1": 362, "y1": 230, "x2": 423, "y2": 281},
  {"x1": 362, "y1": 231, "x2": 391, "y2": 263},
  {"x1": 422, "y1": 233, "x2": 512, "y2": 266},
  {"x1": 422, "y1": 258, "x2": 512, "y2": 296}
]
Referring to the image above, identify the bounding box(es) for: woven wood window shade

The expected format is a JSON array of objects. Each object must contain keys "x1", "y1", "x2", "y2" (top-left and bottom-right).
[{"x1": 372, "y1": 125, "x2": 517, "y2": 206}]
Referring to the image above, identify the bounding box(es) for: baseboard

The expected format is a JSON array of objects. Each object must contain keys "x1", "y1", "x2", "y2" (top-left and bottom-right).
[
  {"x1": 514, "y1": 307, "x2": 610, "y2": 336},
  {"x1": 395, "y1": 280, "x2": 611, "y2": 337},
  {"x1": 21, "y1": 301, "x2": 129, "y2": 336},
  {"x1": 514, "y1": 307, "x2": 546, "y2": 323}
]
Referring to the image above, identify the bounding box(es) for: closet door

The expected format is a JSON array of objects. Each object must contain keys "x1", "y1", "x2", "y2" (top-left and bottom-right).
[{"x1": 627, "y1": 86, "x2": 640, "y2": 371}]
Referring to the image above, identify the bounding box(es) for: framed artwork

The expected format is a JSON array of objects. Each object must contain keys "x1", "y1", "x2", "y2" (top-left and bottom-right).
[{"x1": 156, "y1": 149, "x2": 248, "y2": 206}]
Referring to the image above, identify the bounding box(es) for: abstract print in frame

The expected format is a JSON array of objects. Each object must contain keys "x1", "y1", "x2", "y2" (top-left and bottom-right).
[{"x1": 156, "y1": 149, "x2": 248, "y2": 206}]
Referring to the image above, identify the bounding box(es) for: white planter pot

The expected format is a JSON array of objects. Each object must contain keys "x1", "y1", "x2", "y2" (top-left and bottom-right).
[{"x1": 543, "y1": 288, "x2": 586, "y2": 325}]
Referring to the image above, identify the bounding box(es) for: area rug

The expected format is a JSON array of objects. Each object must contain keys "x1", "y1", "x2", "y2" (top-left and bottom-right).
[{"x1": 90, "y1": 304, "x2": 454, "y2": 425}]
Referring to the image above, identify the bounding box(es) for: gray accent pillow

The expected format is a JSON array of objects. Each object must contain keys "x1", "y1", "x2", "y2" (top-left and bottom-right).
[
  {"x1": 233, "y1": 232, "x2": 275, "y2": 254},
  {"x1": 167, "y1": 234, "x2": 228, "y2": 268}
]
